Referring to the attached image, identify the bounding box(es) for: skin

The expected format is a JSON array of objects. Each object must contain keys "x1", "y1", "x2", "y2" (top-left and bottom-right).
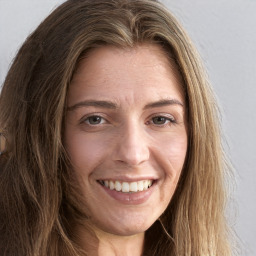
[{"x1": 64, "y1": 44, "x2": 187, "y2": 255}]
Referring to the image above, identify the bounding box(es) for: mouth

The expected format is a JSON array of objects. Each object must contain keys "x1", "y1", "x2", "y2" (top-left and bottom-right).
[{"x1": 97, "y1": 179, "x2": 154, "y2": 193}]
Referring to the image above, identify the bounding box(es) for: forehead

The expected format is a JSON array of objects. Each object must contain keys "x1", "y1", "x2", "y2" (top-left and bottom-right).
[{"x1": 68, "y1": 44, "x2": 185, "y2": 107}]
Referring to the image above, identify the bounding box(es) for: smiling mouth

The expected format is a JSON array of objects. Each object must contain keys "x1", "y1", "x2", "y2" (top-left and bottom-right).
[{"x1": 98, "y1": 180, "x2": 154, "y2": 193}]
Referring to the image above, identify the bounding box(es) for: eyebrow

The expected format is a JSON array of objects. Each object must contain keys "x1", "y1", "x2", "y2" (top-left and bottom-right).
[
  {"x1": 67, "y1": 100, "x2": 118, "y2": 111},
  {"x1": 67, "y1": 98, "x2": 183, "y2": 111},
  {"x1": 143, "y1": 99, "x2": 184, "y2": 109}
]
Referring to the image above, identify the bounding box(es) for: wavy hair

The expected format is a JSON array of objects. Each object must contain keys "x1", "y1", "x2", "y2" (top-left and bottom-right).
[{"x1": 0, "y1": 0, "x2": 232, "y2": 255}]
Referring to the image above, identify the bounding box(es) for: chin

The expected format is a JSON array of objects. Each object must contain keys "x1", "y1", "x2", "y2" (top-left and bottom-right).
[
  {"x1": 92, "y1": 214, "x2": 157, "y2": 237},
  {"x1": 103, "y1": 225, "x2": 149, "y2": 237}
]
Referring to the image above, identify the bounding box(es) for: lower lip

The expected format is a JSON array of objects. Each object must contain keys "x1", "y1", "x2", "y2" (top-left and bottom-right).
[{"x1": 99, "y1": 182, "x2": 156, "y2": 205}]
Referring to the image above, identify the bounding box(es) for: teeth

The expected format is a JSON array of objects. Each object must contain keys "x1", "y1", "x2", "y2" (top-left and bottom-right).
[
  {"x1": 130, "y1": 182, "x2": 137, "y2": 192},
  {"x1": 137, "y1": 181, "x2": 144, "y2": 191},
  {"x1": 115, "y1": 181, "x2": 122, "y2": 191},
  {"x1": 122, "y1": 182, "x2": 129, "y2": 192},
  {"x1": 99, "y1": 179, "x2": 154, "y2": 193},
  {"x1": 109, "y1": 181, "x2": 115, "y2": 190},
  {"x1": 143, "y1": 180, "x2": 149, "y2": 190}
]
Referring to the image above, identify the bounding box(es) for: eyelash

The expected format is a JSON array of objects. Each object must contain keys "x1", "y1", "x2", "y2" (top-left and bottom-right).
[
  {"x1": 81, "y1": 114, "x2": 176, "y2": 127},
  {"x1": 147, "y1": 115, "x2": 176, "y2": 126},
  {"x1": 82, "y1": 115, "x2": 108, "y2": 125}
]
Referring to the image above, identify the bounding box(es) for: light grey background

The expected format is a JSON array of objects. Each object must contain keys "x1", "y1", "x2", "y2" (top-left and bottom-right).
[{"x1": 0, "y1": 0, "x2": 255, "y2": 255}]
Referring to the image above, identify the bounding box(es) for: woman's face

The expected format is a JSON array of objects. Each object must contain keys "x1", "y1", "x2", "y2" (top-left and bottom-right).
[{"x1": 64, "y1": 44, "x2": 187, "y2": 236}]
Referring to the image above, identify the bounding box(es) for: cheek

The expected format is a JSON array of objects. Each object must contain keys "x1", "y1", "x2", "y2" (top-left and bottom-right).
[
  {"x1": 163, "y1": 140, "x2": 187, "y2": 203},
  {"x1": 154, "y1": 133, "x2": 187, "y2": 200},
  {"x1": 150, "y1": 131, "x2": 187, "y2": 196},
  {"x1": 168, "y1": 136, "x2": 187, "y2": 167},
  {"x1": 155, "y1": 131, "x2": 187, "y2": 172},
  {"x1": 65, "y1": 131, "x2": 109, "y2": 176}
]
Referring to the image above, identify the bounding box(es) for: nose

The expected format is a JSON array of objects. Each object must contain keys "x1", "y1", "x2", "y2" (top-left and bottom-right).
[{"x1": 112, "y1": 123, "x2": 150, "y2": 167}]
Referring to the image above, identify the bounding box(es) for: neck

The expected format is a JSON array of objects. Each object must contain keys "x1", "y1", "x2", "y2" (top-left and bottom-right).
[
  {"x1": 75, "y1": 224, "x2": 145, "y2": 256},
  {"x1": 97, "y1": 231, "x2": 144, "y2": 256}
]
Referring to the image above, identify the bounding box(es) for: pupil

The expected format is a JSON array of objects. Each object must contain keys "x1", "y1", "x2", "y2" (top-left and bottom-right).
[
  {"x1": 153, "y1": 117, "x2": 166, "y2": 124},
  {"x1": 89, "y1": 116, "x2": 101, "y2": 124}
]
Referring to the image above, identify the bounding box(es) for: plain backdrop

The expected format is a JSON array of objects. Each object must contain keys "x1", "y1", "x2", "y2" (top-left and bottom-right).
[{"x1": 0, "y1": 0, "x2": 255, "y2": 255}]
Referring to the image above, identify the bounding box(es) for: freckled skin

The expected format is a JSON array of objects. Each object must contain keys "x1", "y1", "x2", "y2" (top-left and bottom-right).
[{"x1": 64, "y1": 44, "x2": 187, "y2": 239}]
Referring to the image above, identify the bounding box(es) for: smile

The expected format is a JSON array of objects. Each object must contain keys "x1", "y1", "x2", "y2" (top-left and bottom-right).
[{"x1": 98, "y1": 180, "x2": 153, "y2": 193}]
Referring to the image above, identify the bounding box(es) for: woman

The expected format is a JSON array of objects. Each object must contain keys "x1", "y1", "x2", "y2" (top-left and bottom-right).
[{"x1": 0, "y1": 0, "x2": 232, "y2": 255}]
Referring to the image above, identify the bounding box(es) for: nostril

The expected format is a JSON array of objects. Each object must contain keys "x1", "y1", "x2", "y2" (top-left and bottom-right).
[
  {"x1": 113, "y1": 143, "x2": 150, "y2": 166},
  {"x1": 111, "y1": 125, "x2": 150, "y2": 166}
]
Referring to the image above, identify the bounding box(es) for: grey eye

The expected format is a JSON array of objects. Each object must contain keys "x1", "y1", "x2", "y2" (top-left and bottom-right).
[
  {"x1": 86, "y1": 116, "x2": 103, "y2": 125},
  {"x1": 152, "y1": 116, "x2": 169, "y2": 125}
]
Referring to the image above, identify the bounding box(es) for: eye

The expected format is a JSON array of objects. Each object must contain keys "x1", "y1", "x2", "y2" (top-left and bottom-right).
[
  {"x1": 83, "y1": 115, "x2": 106, "y2": 125},
  {"x1": 149, "y1": 115, "x2": 176, "y2": 126},
  {"x1": 152, "y1": 116, "x2": 169, "y2": 125}
]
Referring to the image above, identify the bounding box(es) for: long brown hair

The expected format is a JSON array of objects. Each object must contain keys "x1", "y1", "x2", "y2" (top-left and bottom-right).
[{"x1": 0, "y1": 0, "x2": 233, "y2": 255}]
